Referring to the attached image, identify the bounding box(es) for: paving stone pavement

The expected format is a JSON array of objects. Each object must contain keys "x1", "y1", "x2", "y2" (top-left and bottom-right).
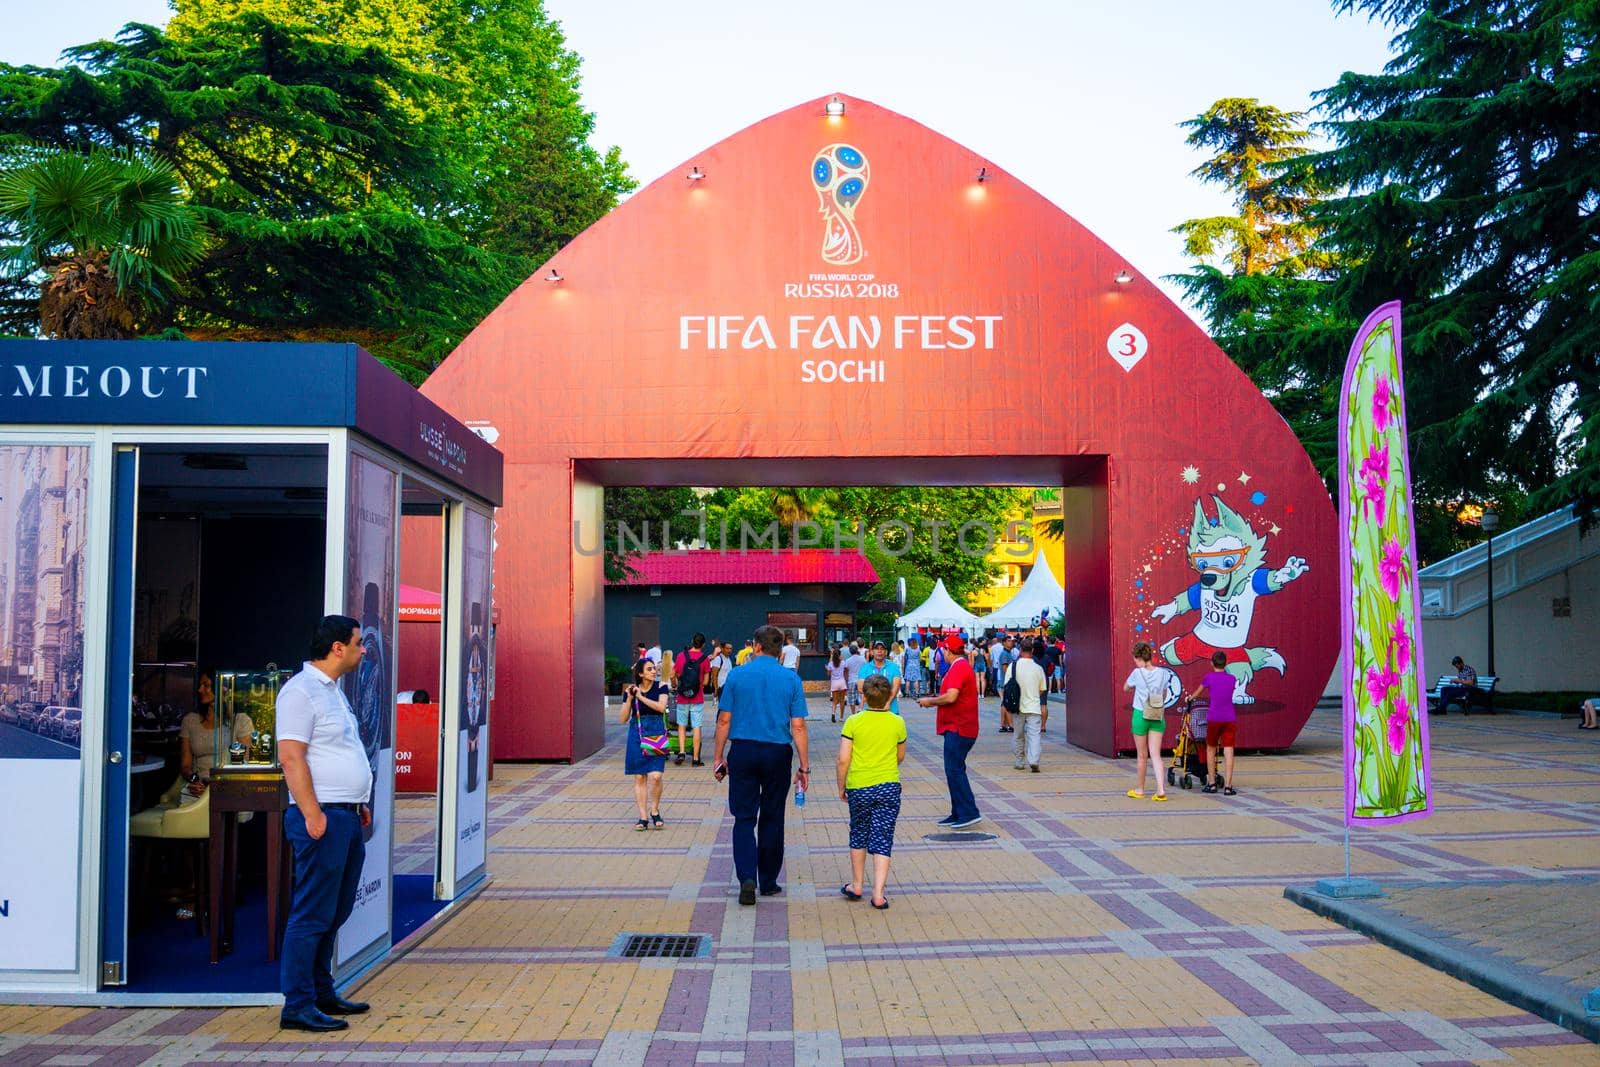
[
  {"x1": 2, "y1": 699, "x2": 1597, "y2": 1064},
  {"x1": 1380, "y1": 880, "x2": 1600, "y2": 989}
]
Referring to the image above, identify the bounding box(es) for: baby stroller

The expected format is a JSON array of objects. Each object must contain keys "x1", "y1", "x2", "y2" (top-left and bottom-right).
[{"x1": 1166, "y1": 698, "x2": 1208, "y2": 790}]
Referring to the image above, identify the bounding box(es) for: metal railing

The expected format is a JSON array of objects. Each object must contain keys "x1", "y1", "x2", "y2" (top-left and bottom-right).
[{"x1": 1417, "y1": 506, "x2": 1598, "y2": 618}]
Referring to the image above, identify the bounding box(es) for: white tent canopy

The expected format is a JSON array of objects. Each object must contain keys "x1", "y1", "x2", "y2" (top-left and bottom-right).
[
  {"x1": 896, "y1": 578, "x2": 984, "y2": 635},
  {"x1": 981, "y1": 550, "x2": 1064, "y2": 629}
]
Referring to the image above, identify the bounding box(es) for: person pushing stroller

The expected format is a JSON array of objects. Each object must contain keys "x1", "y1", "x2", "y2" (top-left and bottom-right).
[{"x1": 1186, "y1": 651, "x2": 1240, "y2": 796}]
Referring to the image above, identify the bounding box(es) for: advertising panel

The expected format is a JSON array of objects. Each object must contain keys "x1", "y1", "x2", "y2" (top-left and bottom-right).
[
  {"x1": 454, "y1": 508, "x2": 491, "y2": 883},
  {"x1": 1339, "y1": 303, "x2": 1432, "y2": 824},
  {"x1": 336, "y1": 452, "x2": 397, "y2": 964},
  {"x1": 0, "y1": 444, "x2": 90, "y2": 970}
]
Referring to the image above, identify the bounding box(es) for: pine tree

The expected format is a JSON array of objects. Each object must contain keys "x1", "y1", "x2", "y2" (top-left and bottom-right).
[
  {"x1": 1169, "y1": 99, "x2": 1341, "y2": 479},
  {"x1": 167, "y1": 0, "x2": 635, "y2": 274},
  {"x1": 1312, "y1": 0, "x2": 1600, "y2": 522}
]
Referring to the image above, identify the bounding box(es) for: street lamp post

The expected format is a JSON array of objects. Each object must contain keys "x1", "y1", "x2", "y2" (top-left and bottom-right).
[{"x1": 1481, "y1": 509, "x2": 1499, "y2": 677}]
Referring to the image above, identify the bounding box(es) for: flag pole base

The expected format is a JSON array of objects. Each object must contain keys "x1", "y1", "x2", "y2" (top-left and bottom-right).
[{"x1": 1313, "y1": 877, "x2": 1384, "y2": 899}]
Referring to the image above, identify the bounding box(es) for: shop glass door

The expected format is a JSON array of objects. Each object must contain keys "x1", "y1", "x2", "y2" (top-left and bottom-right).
[{"x1": 100, "y1": 446, "x2": 138, "y2": 985}]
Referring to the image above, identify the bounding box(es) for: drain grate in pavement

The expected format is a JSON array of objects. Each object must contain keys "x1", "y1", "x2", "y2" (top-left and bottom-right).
[
  {"x1": 924, "y1": 831, "x2": 999, "y2": 843},
  {"x1": 607, "y1": 933, "x2": 711, "y2": 959}
]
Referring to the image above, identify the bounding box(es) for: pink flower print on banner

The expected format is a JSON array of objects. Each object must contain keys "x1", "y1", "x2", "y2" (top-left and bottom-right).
[
  {"x1": 1391, "y1": 617, "x2": 1412, "y2": 673},
  {"x1": 1360, "y1": 443, "x2": 1390, "y2": 519},
  {"x1": 1380, "y1": 538, "x2": 1405, "y2": 600},
  {"x1": 1365, "y1": 665, "x2": 1397, "y2": 707},
  {"x1": 1372, "y1": 375, "x2": 1394, "y2": 433},
  {"x1": 1387, "y1": 693, "x2": 1411, "y2": 755}
]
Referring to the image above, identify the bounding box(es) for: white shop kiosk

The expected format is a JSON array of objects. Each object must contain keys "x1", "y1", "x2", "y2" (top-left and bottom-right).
[{"x1": 0, "y1": 340, "x2": 500, "y2": 1004}]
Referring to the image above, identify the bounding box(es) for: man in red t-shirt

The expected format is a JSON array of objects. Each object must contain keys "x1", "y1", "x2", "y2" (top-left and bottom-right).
[
  {"x1": 917, "y1": 634, "x2": 982, "y2": 828},
  {"x1": 674, "y1": 633, "x2": 710, "y2": 766}
]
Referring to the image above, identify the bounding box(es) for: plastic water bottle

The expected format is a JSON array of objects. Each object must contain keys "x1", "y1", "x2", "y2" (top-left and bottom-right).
[{"x1": 794, "y1": 783, "x2": 807, "y2": 808}]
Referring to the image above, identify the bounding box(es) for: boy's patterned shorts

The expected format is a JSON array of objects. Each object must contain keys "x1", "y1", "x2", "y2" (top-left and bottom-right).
[{"x1": 846, "y1": 781, "x2": 902, "y2": 857}]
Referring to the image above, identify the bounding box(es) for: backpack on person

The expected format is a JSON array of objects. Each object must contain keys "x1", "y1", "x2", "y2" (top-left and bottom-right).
[
  {"x1": 1001, "y1": 665, "x2": 1022, "y2": 715},
  {"x1": 676, "y1": 652, "x2": 702, "y2": 699},
  {"x1": 1141, "y1": 666, "x2": 1170, "y2": 719}
]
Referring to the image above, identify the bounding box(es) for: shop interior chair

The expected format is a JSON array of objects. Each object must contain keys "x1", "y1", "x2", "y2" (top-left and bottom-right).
[{"x1": 130, "y1": 776, "x2": 211, "y2": 935}]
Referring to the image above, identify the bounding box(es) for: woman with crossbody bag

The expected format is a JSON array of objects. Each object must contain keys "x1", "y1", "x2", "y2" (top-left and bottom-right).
[
  {"x1": 620, "y1": 658, "x2": 670, "y2": 829},
  {"x1": 1122, "y1": 641, "x2": 1171, "y2": 801}
]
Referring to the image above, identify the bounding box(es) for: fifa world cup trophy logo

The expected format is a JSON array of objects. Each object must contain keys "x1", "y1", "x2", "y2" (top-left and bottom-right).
[{"x1": 812, "y1": 144, "x2": 870, "y2": 266}]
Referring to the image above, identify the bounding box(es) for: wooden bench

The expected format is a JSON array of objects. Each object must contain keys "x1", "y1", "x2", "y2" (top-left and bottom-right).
[{"x1": 1427, "y1": 674, "x2": 1498, "y2": 714}]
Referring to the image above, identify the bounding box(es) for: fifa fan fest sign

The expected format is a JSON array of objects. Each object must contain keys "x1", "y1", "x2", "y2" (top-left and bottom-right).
[
  {"x1": 1339, "y1": 303, "x2": 1432, "y2": 824},
  {"x1": 422, "y1": 93, "x2": 1340, "y2": 761}
]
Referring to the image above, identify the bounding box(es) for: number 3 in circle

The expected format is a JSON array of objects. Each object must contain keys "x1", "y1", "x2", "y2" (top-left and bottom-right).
[{"x1": 1106, "y1": 322, "x2": 1149, "y2": 371}]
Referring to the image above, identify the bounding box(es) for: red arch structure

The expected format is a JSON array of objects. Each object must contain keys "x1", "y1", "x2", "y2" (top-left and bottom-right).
[{"x1": 423, "y1": 93, "x2": 1337, "y2": 761}]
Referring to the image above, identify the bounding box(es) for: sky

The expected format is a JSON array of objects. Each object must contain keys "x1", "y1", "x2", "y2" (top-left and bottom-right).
[{"x1": 4, "y1": 1, "x2": 1397, "y2": 317}]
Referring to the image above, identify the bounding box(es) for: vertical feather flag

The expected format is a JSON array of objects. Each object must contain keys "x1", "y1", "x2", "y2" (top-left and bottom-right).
[{"x1": 1340, "y1": 302, "x2": 1431, "y2": 823}]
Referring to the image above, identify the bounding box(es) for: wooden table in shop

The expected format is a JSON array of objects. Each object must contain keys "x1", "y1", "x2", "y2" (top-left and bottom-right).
[{"x1": 208, "y1": 766, "x2": 291, "y2": 965}]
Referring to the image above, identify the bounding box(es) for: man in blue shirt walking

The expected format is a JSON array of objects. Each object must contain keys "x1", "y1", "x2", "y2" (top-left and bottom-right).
[{"x1": 712, "y1": 625, "x2": 811, "y2": 906}]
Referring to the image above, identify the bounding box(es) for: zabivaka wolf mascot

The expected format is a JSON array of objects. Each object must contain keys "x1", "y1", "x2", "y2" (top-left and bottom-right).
[{"x1": 1150, "y1": 496, "x2": 1309, "y2": 703}]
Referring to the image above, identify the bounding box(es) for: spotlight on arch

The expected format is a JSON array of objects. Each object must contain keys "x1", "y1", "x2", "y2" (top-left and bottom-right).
[
  {"x1": 1114, "y1": 269, "x2": 1134, "y2": 284},
  {"x1": 824, "y1": 96, "x2": 846, "y2": 117},
  {"x1": 975, "y1": 166, "x2": 989, "y2": 183},
  {"x1": 687, "y1": 166, "x2": 705, "y2": 181},
  {"x1": 545, "y1": 269, "x2": 563, "y2": 283}
]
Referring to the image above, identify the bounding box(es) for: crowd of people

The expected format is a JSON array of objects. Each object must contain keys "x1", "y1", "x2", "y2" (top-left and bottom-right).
[{"x1": 618, "y1": 624, "x2": 1075, "y2": 910}]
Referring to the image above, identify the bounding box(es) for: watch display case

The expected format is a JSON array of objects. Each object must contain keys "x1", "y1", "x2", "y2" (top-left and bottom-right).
[{"x1": 215, "y1": 668, "x2": 294, "y2": 768}]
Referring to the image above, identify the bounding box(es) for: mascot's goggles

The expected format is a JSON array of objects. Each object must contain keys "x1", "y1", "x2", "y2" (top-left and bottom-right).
[{"x1": 1189, "y1": 549, "x2": 1247, "y2": 574}]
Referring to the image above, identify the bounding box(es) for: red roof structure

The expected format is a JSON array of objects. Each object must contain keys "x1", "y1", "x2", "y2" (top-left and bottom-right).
[{"x1": 609, "y1": 550, "x2": 879, "y2": 587}]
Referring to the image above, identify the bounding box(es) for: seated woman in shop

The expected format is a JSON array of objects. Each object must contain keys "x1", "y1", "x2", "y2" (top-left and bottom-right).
[{"x1": 178, "y1": 672, "x2": 253, "y2": 799}]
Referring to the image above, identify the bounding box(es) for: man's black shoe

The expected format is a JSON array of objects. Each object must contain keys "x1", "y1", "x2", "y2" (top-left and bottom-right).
[
  {"x1": 280, "y1": 1007, "x2": 348, "y2": 1032},
  {"x1": 760, "y1": 885, "x2": 783, "y2": 896},
  {"x1": 317, "y1": 996, "x2": 370, "y2": 1015},
  {"x1": 739, "y1": 880, "x2": 757, "y2": 906}
]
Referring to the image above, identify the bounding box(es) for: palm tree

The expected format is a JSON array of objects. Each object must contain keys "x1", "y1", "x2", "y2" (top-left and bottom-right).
[
  {"x1": 770, "y1": 487, "x2": 837, "y2": 526},
  {"x1": 0, "y1": 147, "x2": 205, "y2": 339}
]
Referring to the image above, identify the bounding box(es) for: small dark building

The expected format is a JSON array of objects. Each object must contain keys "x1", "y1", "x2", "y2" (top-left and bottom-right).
[{"x1": 606, "y1": 550, "x2": 879, "y2": 683}]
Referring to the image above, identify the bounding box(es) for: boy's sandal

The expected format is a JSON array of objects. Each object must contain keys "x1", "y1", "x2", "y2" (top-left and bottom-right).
[
  {"x1": 1222, "y1": 786, "x2": 1238, "y2": 796},
  {"x1": 840, "y1": 884, "x2": 863, "y2": 901},
  {"x1": 1152, "y1": 793, "x2": 1170, "y2": 802},
  {"x1": 651, "y1": 812, "x2": 664, "y2": 829},
  {"x1": 634, "y1": 819, "x2": 649, "y2": 831},
  {"x1": 1125, "y1": 789, "x2": 1146, "y2": 799},
  {"x1": 871, "y1": 897, "x2": 890, "y2": 910}
]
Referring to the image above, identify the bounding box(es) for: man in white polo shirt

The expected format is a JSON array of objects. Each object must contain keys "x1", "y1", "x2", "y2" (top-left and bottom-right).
[{"x1": 277, "y1": 614, "x2": 376, "y2": 1032}]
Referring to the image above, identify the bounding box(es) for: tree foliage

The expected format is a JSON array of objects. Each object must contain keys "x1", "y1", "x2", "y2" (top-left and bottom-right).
[
  {"x1": 696, "y1": 486, "x2": 1029, "y2": 607},
  {"x1": 1168, "y1": 99, "x2": 1343, "y2": 480},
  {"x1": 602, "y1": 485, "x2": 698, "y2": 582},
  {"x1": 0, "y1": 4, "x2": 632, "y2": 375},
  {"x1": 1173, "y1": 98, "x2": 1331, "y2": 277},
  {"x1": 168, "y1": 0, "x2": 634, "y2": 267},
  {"x1": 1174, "y1": 1, "x2": 1599, "y2": 556},
  {"x1": 0, "y1": 146, "x2": 204, "y2": 338},
  {"x1": 1314, "y1": 0, "x2": 1600, "y2": 525}
]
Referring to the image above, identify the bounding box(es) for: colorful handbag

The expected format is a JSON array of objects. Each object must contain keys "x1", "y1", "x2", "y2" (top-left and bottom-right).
[{"x1": 634, "y1": 696, "x2": 669, "y2": 758}]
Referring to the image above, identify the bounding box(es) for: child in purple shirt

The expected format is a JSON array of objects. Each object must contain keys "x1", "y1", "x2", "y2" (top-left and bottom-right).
[{"x1": 1187, "y1": 652, "x2": 1240, "y2": 796}]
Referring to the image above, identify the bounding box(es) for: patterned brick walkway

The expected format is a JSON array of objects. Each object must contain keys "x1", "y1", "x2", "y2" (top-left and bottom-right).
[{"x1": 2, "y1": 700, "x2": 1597, "y2": 1064}]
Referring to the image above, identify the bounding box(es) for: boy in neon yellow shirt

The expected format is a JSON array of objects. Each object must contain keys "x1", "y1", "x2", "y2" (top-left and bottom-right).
[{"x1": 836, "y1": 674, "x2": 907, "y2": 909}]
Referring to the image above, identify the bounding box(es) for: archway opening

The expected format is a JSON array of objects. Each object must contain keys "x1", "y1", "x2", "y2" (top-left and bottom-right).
[{"x1": 570, "y1": 456, "x2": 1114, "y2": 758}]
